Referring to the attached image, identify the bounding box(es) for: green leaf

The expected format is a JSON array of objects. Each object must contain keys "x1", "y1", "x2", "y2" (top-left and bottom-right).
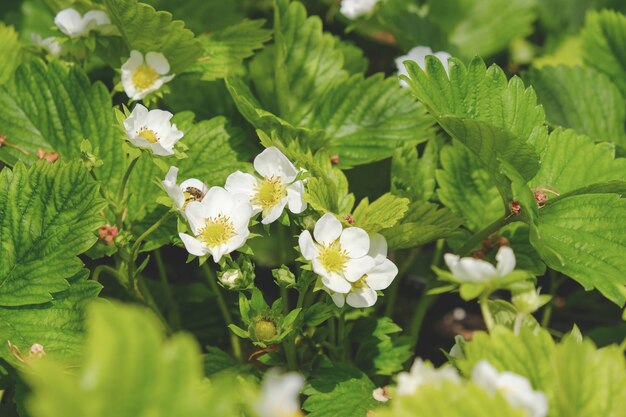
[
  {"x1": 525, "y1": 66, "x2": 626, "y2": 145},
  {"x1": 103, "y1": 0, "x2": 203, "y2": 72},
  {"x1": 352, "y1": 193, "x2": 410, "y2": 233},
  {"x1": 0, "y1": 60, "x2": 125, "y2": 189},
  {"x1": 429, "y1": 0, "x2": 536, "y2": 58},
  {"x1": 404, "y1": 57, "x2": 543, "y2": 204},
  {"x1": 189, "y1": 19, "x2": 272, "y2": 81},
  {"x1": 529, "y1": 128, "x2": 626, "y2": 195},
  {"x1": 391, "y1": 142, "x2": 437, "y2": 202},
  {"x1": 531, "y1": 192, "x2": 626, "y2": 305},
  {"x1": 436, "y1": 141, "x2": 504, "y2": 231},
  {"x1": 303, "y1": 364, "x2": 379, "y2": 417},
  {"x1": 0, "y1": 162, "x2": 105, "y2": 306},
  {"x1": 552, "y1": 333, "x2": 626, "y2": 417},
  {"x1": 582, "y1": 10, "x2": 626, "y2": 98},
  {"x1": 500, "y1": 223, "x2": 546, "y2": 276},
  {"x1": 380, "y1": 201, "x2": 463, "y2": 250},
  {"x1": 0, "y1": 272, "x2": 101, "y2": 364},
  {"x1": 0, "y1": 23, "x2": 22, "y2": 85},
  {"x1": 456, "y1": 326, "x2": 555, "y2": 390},
  {"x1": 375, "y1": 380, "x2": 524, "y2": 417},
  {"x1": 25, "y1": 302, "x2": 210, "y2": 417},
  {"x1": 350, "y1": 317, "x2": 413, "y2": 376},
  {"x1": 235, "y1": 1, "x2": 434, "y2": 167},
  {"x1": 303, "y1": 73, "x2": 435, "y2": 167}
]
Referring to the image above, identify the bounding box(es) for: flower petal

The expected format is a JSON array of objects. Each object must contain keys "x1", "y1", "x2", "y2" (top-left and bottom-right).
[
  {"x1": 368, "y1": 233, "x2": 388, "y2": 263},
  {"x1": 365, "y1": 258, "x2": 398, "y2": 290},
  {"x1": 331, "y1": 292, "x2": 346, "y2": 308},
  {"x1": 54, "y1": 8, "x2": 85, "y2": 37},
  {"x1": 162, "y1": 166, "x2": 184, "y2": 208},
  {"x1": 225, "y1": 171, "x2": 258, "y2": 199},
  {"x1": 496, "y1": 246, "x2": 516, "y2": 276},
  {"x1": 313, "y1": 213, "x2": 342, "y2": 245},
  {"x1": 261, "y1": 197, "x2": 288, "y2": 224},
  {"x1": 121, "y1": 50, "x2": 144, "y2": 72},
  {"x1": 340, "y1": 227, "x2": 370, "y2": 258},
  {"x1": 286, "y1": 181, "x2": 307, "y2": 214},
  {"x1": 346, "y1": 288, "x2": 378, "y2": 308},
  {"x1": 344, "y1": 256, "x2": 376, "y2": 282},
  {"x1": 254, "y1": 147, "x2": 298, "y2": 183},
  {"x1": 321, "y1": 274, "x2": 351, "y2": 294},
  {"x1": 179, "y1": 233, "x2": 208, "y2": 257},
  {"x1": 145, "y1": 51, "x2": 170, "y2": 74},
  {"x1": 298, "y1": 230, "x2": 317, "y2": 260},
  {"x1": 83, "y1": 10, "x2": 111, "y2": 26},
  {"x1": 184, "y1": 201, "x2": 208, "y2": 235},
  {"x1": 455, "y1": 257, "x2": 497, "y2": 282},
  {"x1": 150, "y1": 142, "x2": 174, "y2": 156}
]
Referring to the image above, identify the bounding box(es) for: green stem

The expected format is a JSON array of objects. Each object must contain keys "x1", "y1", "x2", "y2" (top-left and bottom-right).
[
  {"x1": 541, "y1": 270, "x2": 563, "y2": 328},
  {"x1": 328, "y1": 317, "x2": 337, "y2": 355},
  {"x1": 89, "y1": 170, "x2": 109, "y2": 202},
  {"x1": 407, "y1": 289, "x2": 436, "y2": 344},
  {"x1": 280, "y1": 287, "x2": 290, "y2": 314},
  {"x1": 117, "y1": 157, "x2": 139, "y2": 204},
  {"x1": 479, "y1": 293, "x2": 495, "y2": 331},
  {"x1": 458, "y1": 213, "x2": 516, "y2": 256},
  {"x1": 384, "y1": 248, "x2": 420, "y2": 317},
  {"x1": 406, "y1": 240, "x2": 445, "y2": 344},
  {"x1": 154, "y1": 249, "x2": 181, "y2": 330},
  {"x1": 91, "y1": 264, "x2": 124, "y2": 284},
  {"x1": 337, "y1": 310, "x2": 348, "y2": 362},
  {"x1": 136, "y1": 273, "x2": 171, "y2": 333},
  {"x1": 127, "y1": 210, "x2": 175, "y2": 291},
  {"x1": 201, "y1": 263, "x2": 242, "y2": 360}
]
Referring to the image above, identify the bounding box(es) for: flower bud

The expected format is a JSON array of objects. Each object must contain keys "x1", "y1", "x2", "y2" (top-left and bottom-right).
[
  {"x1": 512, "y1": 288, "x2": 551, "y2": 314},
  {"x1": 272, "y1": 265, "x2": 296, "y2": 288},
  {"x1": 219, "y1": 269, "x2": 241, "y2": 289}
]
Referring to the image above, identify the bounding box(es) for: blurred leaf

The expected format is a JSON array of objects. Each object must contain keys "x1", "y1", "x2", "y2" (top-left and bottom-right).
[
  {"x1": 25, "y1": 302, "x2": 211, "y2": 417},
  {"x1": 526, "y1": 66, "x2": 626, "y2": 145},
  {"x1": 0, "y1": 22, "x2": 22, "y2": 85},
  {"x1": 0, "y1": 162, "x2": 104, "y2": 306},
  {"x1": 582, "y1": 10, "x2": 626, "y2": 98}
]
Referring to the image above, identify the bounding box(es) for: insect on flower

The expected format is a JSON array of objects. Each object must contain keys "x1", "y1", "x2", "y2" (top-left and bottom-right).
[{"x1": 162, "y1": 166, "x2": 209, "y2": 211}]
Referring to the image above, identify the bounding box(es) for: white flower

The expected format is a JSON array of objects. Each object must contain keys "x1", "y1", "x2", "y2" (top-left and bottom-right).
[
  {"x1": 257, "y1": 371, "x2": 305, "y2": 417},
  {"x1": 123, "y1": 104, "x2": 183, "y2": 156},
  {"x1": 396, "y1": 359, "x2": 461, "y2": 396},
  {"x1": 179, "y1": 187, "x2": 252, "y2": 262},
  {"x1": 396, "y1": 46, "x2": 452, "y2": 87},
  {"x1": 225, "y1": 147, "x2": 306, "y2": 224},
  {"x1": 54, "y1": 8, "x2": 111, "y2": 38},
  {"x1": 472, "y1": 360, "x2": 548, "y2": 417},
  {"x1": 299, "y1": 214, "x2": 377, "y2": 303},
  {"x1": 444, "y1": 246, "x2": 516, "y2": 283},
  {"x1": 340, "y1": 0, "x2": 381, "y2": 19},
  {"x1": 162, "y1": 166, "x2": 208, "y2": 210},
  {"x1": 121, "y1": 50, "x2": 175, "y2": 100},
  {"x1": 329, "y1": 233, "x2": 398, "y2": 308},
  {"x1": 372, "y1": 387, "x2": 390, "y2": 402},
  {"x1": 31, "y1": 33, "x2": 63, "y2": 57}
]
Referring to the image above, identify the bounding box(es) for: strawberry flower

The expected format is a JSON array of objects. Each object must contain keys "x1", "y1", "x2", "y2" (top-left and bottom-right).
[{"x1": 123, "y1": 104, "x2": 183, "y2": 156}]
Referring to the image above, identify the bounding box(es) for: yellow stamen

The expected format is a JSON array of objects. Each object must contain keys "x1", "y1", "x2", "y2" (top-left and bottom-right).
[
  {"x1": 138, "y1": 128, "x2": 159, "y2": 144},
  {"x1": 351, "y1": 276, "x2": 368, "y2": 289},
  {"x1": 131, "y1": 64, "x2": 159, "y2": 90},
  {"x1": 318, "y1": 241, "x2": 348, "y2": 274},
  {"x1": 252, "y1": 176, "x2": 285, "y2": 211},
  {"x1": 199, "y1": 214, "x2": 235, "y2": 247}
]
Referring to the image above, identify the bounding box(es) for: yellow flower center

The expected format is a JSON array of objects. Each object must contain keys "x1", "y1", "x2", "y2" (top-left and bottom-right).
[
  {"x1": 183, "y1": 187, "x2": 204, "y2": 208},
  {"x1": 131, "y1": 64, "x2": 159, "y2": 90},
  {"x1": 318, "y1": 241, "x2": 348, "y2": 274},
  {"x1": 199, "y1": 214, "x2": 235, "y2": 247},
  {"x1": 138, "y1": 128, "x2": 159, "y2": 144},
  {"x1": 252, "y1": 176, "x2": 285, "y2": 211}
]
